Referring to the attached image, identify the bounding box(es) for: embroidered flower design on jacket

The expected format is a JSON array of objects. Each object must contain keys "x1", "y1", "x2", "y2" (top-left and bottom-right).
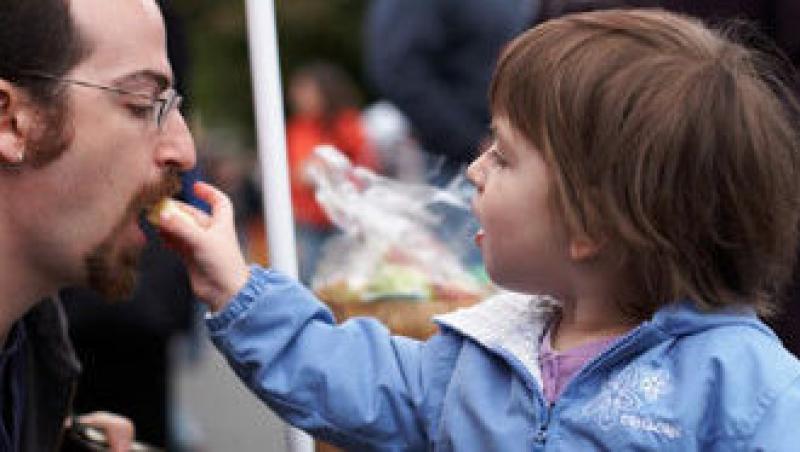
[{"x1": 581, "y1": 365, "x2": 682, "y2": 439}]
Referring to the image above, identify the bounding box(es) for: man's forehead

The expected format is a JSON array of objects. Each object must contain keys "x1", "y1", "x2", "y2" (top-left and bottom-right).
[{"x1": 69, "y1": 0, "x2": 172, "y2": 85}]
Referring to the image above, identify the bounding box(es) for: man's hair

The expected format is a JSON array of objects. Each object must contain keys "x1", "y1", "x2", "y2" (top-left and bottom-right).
[
  {"x1": 490, "y1": 9, "x2": 800, "y2": 319},
  {"x1": 0, "y1": 1, "x2": 88, "y2": 104},
  {"x1": 0, "y1": 1, "x2": 89, "y2": 165}
]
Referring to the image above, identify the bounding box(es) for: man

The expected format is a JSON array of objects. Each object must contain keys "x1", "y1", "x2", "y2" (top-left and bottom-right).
[{"x1": 0, "y1": 0, "x2": 196, "y2": 450}]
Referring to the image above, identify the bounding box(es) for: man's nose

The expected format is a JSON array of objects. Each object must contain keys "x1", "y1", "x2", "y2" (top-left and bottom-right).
[{"x1": 155, "y1": 111, "x2": 196, "y2": 171}]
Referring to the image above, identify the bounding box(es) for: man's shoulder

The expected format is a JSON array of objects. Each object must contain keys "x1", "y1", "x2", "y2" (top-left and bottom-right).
[{"x1": 23, "y1": 296, "x2": 82, "y2": 376}]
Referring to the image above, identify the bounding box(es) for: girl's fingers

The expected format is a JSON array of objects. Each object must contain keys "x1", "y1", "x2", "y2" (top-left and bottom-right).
[
  {"x1": 192, "y1": 181, "x2": 233, "y2": 220},
  {"x1": 157, "y1": 200, "x2": 203, "y2": 245},
  {"x1": 175, "y1": 201, "x2": 213, "y2": 228},
  {"x1": 154, "y1": 182, "x2": 237, "y2": 254}
]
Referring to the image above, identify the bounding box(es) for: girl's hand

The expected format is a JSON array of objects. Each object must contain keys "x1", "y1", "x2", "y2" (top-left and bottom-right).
[{"x1": 155, "y1": 181, "x2": 250, "y2": 312}]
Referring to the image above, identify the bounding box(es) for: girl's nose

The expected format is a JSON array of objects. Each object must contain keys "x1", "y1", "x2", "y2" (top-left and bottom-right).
[{"x1": 466, "y1": 154, "x2": 487, "y2": 190}]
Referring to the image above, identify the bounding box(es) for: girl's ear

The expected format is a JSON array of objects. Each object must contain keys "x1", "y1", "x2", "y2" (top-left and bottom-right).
[
  {"x1": 0, "y1": 80, "x2": 32, "y2": 167},
  {"x1": 569, "y1": 234, "x2": 603, "y2": 262},
  {"x1": 566, "y1": 189, "x2": 607, "y2": 262}
]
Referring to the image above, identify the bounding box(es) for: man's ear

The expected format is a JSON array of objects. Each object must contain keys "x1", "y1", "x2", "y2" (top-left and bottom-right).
[{"x1": 0, "y1": 80, "x2": 34, "y2": 166}]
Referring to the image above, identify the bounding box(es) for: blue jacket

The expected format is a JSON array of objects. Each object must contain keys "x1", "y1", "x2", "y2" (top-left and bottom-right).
[{"x1": 207, "y1": 267, "x2": 800, "y2": 451}]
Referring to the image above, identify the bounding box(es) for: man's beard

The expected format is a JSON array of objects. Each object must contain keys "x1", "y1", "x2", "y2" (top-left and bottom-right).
[{"x1": 84, "y1": 168, "x2": 182, "y2": 301}]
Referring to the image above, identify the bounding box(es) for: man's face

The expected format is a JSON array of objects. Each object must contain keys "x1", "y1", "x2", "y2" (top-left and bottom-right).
[{"x1": 11, "y1": 0, "x2": 196, "y2": 300}]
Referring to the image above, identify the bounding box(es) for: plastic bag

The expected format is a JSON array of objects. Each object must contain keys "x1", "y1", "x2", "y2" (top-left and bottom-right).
[{"x1": 309, "y1": 145, "x2": 492, "y2": 304}]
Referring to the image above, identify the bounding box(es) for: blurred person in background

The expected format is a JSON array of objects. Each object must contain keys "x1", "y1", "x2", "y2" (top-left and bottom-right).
[
  {"x1": 286, "y1": 61, "x2": 381, "y2": 284},
  {"x1": 361, "y1": 101, "x2": 427, "y2": 184},
  {"x1": 365, "y1": 0, "x2": 538, "y2": 187},
  {"x1": 0, "y1": 0, "x2": 196, "y2": 450}
]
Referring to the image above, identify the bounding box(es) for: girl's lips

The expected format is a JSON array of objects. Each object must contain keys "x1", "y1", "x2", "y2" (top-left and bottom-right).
[{"x1": 475, "y1": 229, "x2": 485, "y2": 247}]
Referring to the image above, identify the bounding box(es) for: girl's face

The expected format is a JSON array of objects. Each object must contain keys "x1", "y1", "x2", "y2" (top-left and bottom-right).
[{"x1": 467, "y1": 117, "x2": 573, "y2": 296}]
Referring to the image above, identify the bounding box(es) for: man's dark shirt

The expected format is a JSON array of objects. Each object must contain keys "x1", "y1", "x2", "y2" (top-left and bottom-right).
[{"x1": 0, "y1": 324, "x2": 27, "y2": 452}]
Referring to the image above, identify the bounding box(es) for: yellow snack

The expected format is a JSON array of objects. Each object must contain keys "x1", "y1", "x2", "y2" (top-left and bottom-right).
[{"x1": 147, "y1": 198, "x2": 196, "y2": 226}]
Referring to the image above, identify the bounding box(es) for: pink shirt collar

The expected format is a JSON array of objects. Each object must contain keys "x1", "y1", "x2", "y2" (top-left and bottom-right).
[{"x1": 538, "y1": 327, "x2": 620, "y2": 404}]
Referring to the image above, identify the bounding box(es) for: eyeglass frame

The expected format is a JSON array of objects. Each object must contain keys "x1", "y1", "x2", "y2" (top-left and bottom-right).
[{"x1": 15, "y1": 71, "x2": 182, "y2": 130}]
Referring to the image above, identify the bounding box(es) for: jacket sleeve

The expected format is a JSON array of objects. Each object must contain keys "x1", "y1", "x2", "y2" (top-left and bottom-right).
[
  {"x1": 744, "y1": 374, "x2": 800, "y2": 451},
  {"x1": 205, "y1": 266, "x2": 450, "y2": 450}
]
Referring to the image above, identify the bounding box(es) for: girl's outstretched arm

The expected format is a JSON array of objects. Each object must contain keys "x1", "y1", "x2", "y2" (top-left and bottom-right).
[{"x1": 152, "y1": 182, "x2": 437, "y2": 449}]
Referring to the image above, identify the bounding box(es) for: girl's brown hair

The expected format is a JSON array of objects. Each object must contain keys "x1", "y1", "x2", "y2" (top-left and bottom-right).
[{"x1": 491, "y1": 9, "x2": 800, "y2": 319}]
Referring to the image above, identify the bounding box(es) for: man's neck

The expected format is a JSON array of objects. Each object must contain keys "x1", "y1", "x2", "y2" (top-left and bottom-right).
[
  {"x1": 0, "y1": 186, "x2": 62, "y2": 347},
  {"x1": 0, "y1": 254, "x2": 56, "y2": 349}
]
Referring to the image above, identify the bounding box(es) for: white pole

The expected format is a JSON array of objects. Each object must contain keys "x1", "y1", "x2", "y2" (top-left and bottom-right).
[{"x1": 244, "y1": 1, "x2": 315, "y2": 451}]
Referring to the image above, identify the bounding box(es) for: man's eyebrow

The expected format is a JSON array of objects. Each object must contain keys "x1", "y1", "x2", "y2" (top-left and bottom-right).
[{"x1": 112, "y1": 70, "x2": 171, "y2": 93}]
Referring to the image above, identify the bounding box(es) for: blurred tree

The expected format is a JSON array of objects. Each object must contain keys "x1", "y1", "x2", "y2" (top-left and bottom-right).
[{"x1": 171, "y1": 0, "x2": 369, "y2": 149}]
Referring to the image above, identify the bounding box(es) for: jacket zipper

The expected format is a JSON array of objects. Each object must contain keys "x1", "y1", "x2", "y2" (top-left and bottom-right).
[
  {"x1": 534, "y1": 403, "x2": 554, "y2": 445},
  {"x1": 529, "y1": 323, "x2": 655, "y2": 447}
]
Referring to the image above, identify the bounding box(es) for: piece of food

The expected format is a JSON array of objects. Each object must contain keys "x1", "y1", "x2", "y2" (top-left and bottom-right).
[{"x1": 147, "y1": 198, "x2": 196, "y2": 226}]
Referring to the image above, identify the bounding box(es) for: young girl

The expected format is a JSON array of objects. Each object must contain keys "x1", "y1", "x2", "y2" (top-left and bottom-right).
[{"x1": 160, "y1": 9, "x2": 800, "y2": 451}]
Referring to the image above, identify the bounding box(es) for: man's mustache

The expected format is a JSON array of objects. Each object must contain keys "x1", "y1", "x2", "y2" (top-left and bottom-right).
[{"x1": 130, "y1": 167, "x2": 183, "y2": 216}]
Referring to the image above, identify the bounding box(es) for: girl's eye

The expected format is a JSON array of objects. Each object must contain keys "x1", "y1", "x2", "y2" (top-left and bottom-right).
[
  {"x1": 488, "y1": 147, "x2": 508, "y2": 167},
  {"x1": 477, "y1": 138, "x2": 508, "y2": 168},
  {"x1": 477, "y1": 137, "x2": 494, "y2": 155}
]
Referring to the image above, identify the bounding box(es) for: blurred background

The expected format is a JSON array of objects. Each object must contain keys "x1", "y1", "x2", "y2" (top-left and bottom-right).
[{"x1": 173, "y1": 0, "x2": 370, "y2": 149}]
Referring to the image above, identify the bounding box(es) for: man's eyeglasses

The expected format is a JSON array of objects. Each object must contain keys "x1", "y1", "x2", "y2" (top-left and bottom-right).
[{"x1": 18, "y1": 71, "x2": 182, "y2": 130}]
